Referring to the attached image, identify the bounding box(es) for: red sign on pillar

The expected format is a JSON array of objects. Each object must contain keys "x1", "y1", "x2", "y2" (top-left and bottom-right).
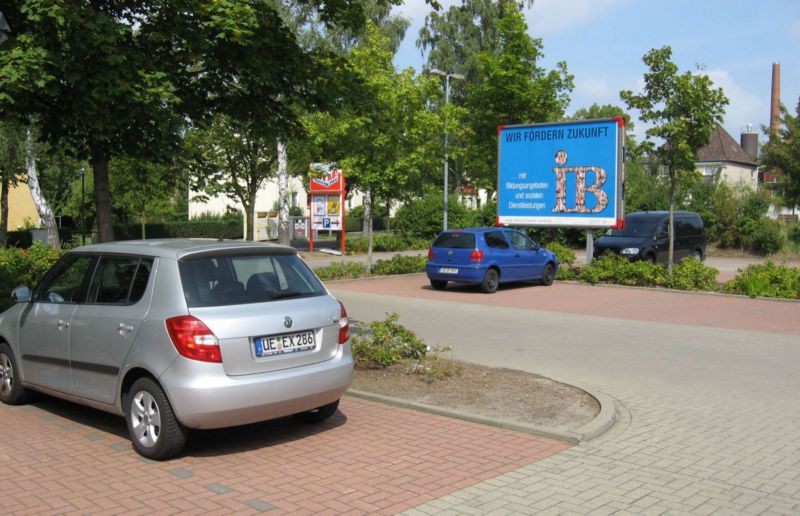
[{"x1": 308, "y1": 164, "x2": 346, "y2": 254}]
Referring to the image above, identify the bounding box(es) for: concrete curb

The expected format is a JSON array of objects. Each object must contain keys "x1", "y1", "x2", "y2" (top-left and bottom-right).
[{"x1": 346, "y1": 387, "x2": 617, "y2": 446}]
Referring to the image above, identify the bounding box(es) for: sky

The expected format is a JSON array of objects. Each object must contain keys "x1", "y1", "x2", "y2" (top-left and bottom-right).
[{"x1": 391, "y1": 0, "x2": 800, "y2": 145}]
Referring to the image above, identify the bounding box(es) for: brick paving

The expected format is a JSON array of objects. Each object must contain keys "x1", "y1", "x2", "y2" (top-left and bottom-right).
[
  {"x1": 331, "y1": 275, "x2": 800, "y2": 514},
  {"x1": 0, "y1": 395, "x2": 568, "y2": 514}
]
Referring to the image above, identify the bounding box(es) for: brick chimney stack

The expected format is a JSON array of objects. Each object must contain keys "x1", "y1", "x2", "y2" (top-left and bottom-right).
[{"x1": 770, "y1": 62, "x2": 781, "y2": 140}]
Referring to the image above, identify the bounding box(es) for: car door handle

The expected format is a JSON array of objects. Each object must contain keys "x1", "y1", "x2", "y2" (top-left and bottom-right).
[
  {"x1": 57, "y1": 319, "x2": 70, "y2": 330},
  {"x1": 118, "y1": 323, "x2": 135, "y2": 335}
]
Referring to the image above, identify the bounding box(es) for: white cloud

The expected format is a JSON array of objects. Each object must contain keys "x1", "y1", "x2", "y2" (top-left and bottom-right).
[
  {"x1": 705, "y1": 69, "x2": 764, "y2": 136},
  {"x1": 526, "y1": 0, "x2": 630, "y2": 37},
  {"x1": 791, "y1": 19, "x2": 800, "y2": 45},
  {"x1": 392, "y1": 0, "x2": 459, "y2": 23},
  {"x1": 573, "y1": 77, "x2": 614, "y2": 104}
]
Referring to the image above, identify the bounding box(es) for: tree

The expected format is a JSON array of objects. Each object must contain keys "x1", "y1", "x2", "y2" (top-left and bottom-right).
[
  {"x1": 761, "y1": 98, "x2": 800, "y2": 212},
  {"x1": 24, "y1": 128, "x2": 59, "y2": 248},
  {"x1": 110, "y1": 158, "x2": 186, "y2": 239},
  {"x1": 185, "y1": 115, "x2": 279, "y2": 241},
  {"x1": 463, "y1": 3, "x2": 572, "y2": 193},
  {"x1": 0, "y1": 0, "x2": 376, "y2": 242},
  {"x1": 621, "y1": 46, "x2": 728, "y2": 273},
  {"x1": 305, "y1": 22, "x2": 441, "y2": 270}
]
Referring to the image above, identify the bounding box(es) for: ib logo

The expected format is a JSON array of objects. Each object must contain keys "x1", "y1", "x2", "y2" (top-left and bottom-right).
[{"x1": 552, "y1": 149, "x2": 608, "y2": 214}]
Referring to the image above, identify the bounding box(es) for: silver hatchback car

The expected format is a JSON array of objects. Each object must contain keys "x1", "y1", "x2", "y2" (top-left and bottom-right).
[{"x1": 0, "y1": 240, "x2": 353, "y2": 459}]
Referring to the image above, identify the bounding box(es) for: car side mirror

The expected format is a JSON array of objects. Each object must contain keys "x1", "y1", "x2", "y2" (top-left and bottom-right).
[{"x1": 11, "y1": 285, "x2": 32, "y2": 303}]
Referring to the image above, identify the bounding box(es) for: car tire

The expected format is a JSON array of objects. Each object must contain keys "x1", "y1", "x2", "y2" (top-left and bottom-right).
[
  {"x1": 0, "y1": 343, "x2": 29, "y2": 405},
  {"x1": 430, "y1": 279, "x2": 447, "y2": 290},
  {"x1": 480, "y1": 268, "x2": 499, "y2": 293},
  {"x1": 692, "y1": 249, "x2": 704, "y2": 261},
  {"x1": 645, "y1": 254, "x2": 656, "y2": 264},
  {"x1": 293, "y1": 399, "x2": 339, "y2": 424},
  {"x1": 126, "y1": 377, "x2": 187, "y2": 460},
  {"x1": 540, "y1": 263, "x2": 556, "y2": 286}
]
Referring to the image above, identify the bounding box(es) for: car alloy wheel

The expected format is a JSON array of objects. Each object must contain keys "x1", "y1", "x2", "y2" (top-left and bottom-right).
[
  {"x1": 0, "y1": 344, "x2": 27, "y2": 405},
  {"x1": 0, "y1": 352, "x2": 14, "y2": 399},
  {"x1": 126, "y1": 377, "x2": 186, "y2": 460}
]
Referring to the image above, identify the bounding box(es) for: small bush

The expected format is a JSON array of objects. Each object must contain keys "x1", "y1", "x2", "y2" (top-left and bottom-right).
[
  {"x1": 668, "y1": 258, "x2": 719, "y2": 291},
  {"x1": 351, "y1": 312, "x2": 428, "y2": 367},
  {"x1": 578, "y1": 254, "x2": 667, "y2": 287},
  {"x1": 313, "y1": 261, "x2": 366, "y2": 281},
  {"x1": 723, "y1": 262, "x2": 800, "y2": 299},
  {"x1": 0, "y1": 243, "x2": 63, "y2": 311},
  {"x1": 749, "y1": 218, "x2": 784, "y2": 255},
  {"x1": 347, "y1": 233, "x2": 409, "y2": 254},
  {"x1": 372, "y1": 254, "x2": 426, "y2": 275},
  {"x1": 545, "y1": 242, "x2": 576, "y2": 268},
  {"x1": 788, "y1": 223, "x2": 800, "y2": 244},
  {"x1": 393, "y1": 193, "x2": 474, "y2": 241}
]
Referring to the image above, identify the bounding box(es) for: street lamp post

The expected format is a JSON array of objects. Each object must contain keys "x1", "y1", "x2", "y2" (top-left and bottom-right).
[
  {"x1": 430, "y1": 69, "x2": 465, "y2": 231},
  {"x1": 78, "y1": 167, "x2": 86, "y2": 245}
]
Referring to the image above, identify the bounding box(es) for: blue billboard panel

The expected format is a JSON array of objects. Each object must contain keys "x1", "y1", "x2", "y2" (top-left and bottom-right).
[{"x1": 497, "y1": 118, "x2": 624, "y2": 228}]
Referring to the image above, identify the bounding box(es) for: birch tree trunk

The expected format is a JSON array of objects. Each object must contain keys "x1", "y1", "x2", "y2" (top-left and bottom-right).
[
  {"x1": 277, "y1": 140, "x2": 290, "y2": 246},
  {"x1": 25, "y1": 129, "x2": 60, "y2": 249}
]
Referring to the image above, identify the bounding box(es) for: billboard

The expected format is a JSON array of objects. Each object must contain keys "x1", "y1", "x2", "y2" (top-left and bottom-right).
[
  {"x1": 309, "y1": 163, "x2": 345, "y2": 231},
  {"x1": 497, "y1": 118, "x2": 624, "y2": 228}
]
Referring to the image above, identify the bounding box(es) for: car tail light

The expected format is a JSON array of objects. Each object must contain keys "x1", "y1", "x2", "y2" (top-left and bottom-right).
[
  {"x1": 427, "y1": 248, "x2": 435, "y2": 260},
  {"x1": 166, "y1": 316, "x2": 222, "y2": 363},
  {"x1": 338, "y1": 302, "x2": 349, "y2": 344},
  {"x1": 470, "y1": 249, "x2": 484, "y2": 262}
]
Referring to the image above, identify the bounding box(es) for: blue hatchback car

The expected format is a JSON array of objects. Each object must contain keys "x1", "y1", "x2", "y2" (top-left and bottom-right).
[{"x1": 425, "y1": 228, "x2": 559, "y2": 293}]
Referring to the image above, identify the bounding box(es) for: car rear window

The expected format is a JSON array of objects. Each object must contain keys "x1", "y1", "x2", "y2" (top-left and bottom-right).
[
  {"x1": 179, "y1": 253, "x2": 326, "y2": 307},
  {"x1": 432, "y1": 232, "x2": 476, "y2": 249}
]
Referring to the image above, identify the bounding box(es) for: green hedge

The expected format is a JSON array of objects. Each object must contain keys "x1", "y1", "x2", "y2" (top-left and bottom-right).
[
  {"x1": 114, "y1": 219, "x2": 243, "y2": 240},
  {"x1": 559, "y1": 254, "x2": 719, "y2": 291}
]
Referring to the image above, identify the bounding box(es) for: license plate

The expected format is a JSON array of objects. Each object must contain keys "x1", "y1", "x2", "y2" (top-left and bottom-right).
[
  {"x1": 439, "y1": 267, "x2": 458, "y2": 274},
  {"x1": 254, "y1": 330, "x2": 316, "y2": 357}
]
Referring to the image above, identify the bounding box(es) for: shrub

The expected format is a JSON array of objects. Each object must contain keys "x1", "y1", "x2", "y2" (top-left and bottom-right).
[
  {"x1": 667, "y1": 258, "x2": 719, "y2": 291},
  {"x1": 0, "y1": 243, "x2": 63, "y2": 311},
  {"x1": 393, "y1": 193, "x2": 474, "y2": 241},
  {"x1": 723, "y1": 262, "x2": 800, "y2": 299},
  {"x1": 313, "y1": 261, "x2": 366, "y2": 281},
  {"x1": 347, "y1": 233, "x2": 409, "y2": 254},
  {"x1": 545, "y1": 242, "x2": 576, "y2": 268},
  {"x1": 372, "y1": 254, "x2": 426, "y2": 275},
  {"x1": 351, "y1": 312, "x2": 427, "y2": 367},
  {"x1": 788, "y1": 223, "x2": 800, "y2": 244},
  {"x1": 749, "y1": 218, "x2": 784, "y2": 255},
  {"x1": 578, "y1": 254, "x2": 667, "y2": 287}
]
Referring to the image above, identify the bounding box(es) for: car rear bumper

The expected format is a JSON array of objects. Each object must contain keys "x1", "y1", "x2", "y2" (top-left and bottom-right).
[
  {"x1": 425, "y1": 263, "x2": 487, "y2": 283},
  {"x1": 160, "y1": 343, "x2": 354, "y2": 429}
]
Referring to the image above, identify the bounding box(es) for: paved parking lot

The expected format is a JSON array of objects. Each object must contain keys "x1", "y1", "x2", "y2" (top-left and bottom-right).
[
  {"x1": 332, "y1": 275, "x2": 800, "y2": 514},
  {"x1": 0, "y1": 392, "x2": 567, "y2": 514}
]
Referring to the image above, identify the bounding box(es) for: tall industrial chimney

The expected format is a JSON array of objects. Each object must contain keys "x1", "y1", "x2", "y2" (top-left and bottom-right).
[{"x1": 770, "y1": 62, "x2": 781, "y2": 139}]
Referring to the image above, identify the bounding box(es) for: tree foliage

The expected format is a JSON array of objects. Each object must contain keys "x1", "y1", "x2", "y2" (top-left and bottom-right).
[
  {"x1": 305, "y1": 22, "x2": 442, "y2": 263},
  {"x1": 461, "y1": 2, "x2": 572, "y2": 192},
  {"x1": 185, "y1": 115, "x2": 280, "y2": 241},
  {"x1": 621, "y1": 46, "x2": 728, "y2": 271},
  {"x1": 761, "y1": 98, "x2": 800, "y2": 211},
  {"x1": 0, "y1": 0, "x2": 377, "y2": 241}
]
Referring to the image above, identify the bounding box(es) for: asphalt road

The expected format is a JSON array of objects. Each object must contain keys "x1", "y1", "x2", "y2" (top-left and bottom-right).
[{"x1": 330, "y1": 275, "x2": 800, "y2": 514}]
